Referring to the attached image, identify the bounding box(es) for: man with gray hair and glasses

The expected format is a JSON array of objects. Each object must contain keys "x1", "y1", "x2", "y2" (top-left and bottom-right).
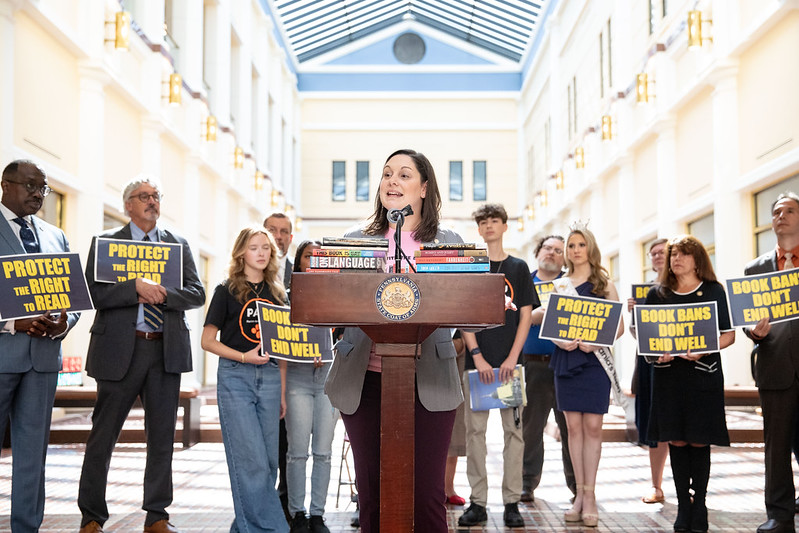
[{"x1": 77, "y1": 176, "x2": 205, "y2": 533}]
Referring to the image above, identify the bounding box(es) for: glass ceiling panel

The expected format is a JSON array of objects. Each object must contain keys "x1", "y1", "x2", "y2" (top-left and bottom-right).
[{"x1": 271, "y1": 0, "x2": 549, "y2": 63}]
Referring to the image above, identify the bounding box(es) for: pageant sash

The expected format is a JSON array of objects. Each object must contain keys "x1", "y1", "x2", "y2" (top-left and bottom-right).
[{"x1": 552, "y1": 277, "x2": 628, "y2": 409}]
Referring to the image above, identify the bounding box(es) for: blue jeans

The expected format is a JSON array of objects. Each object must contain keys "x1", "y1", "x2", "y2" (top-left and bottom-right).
[
  {"x1": 285, "y1": 362, "x2": 338, "y2": 517},
  {"x1": 217, "y1": 359, "x2": 288, "y2": 533}
]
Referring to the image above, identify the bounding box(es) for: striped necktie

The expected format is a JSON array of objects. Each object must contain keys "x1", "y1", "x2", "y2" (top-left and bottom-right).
[
  {"x1": 141, "y1": 234, "x2": 164, "y2": 330},
  {"x1": 12, "y1": 217, "x2": 40, "y2": 253},
  {"x1": 785, "y1": 252, "x2": 795, "y2": 270}
]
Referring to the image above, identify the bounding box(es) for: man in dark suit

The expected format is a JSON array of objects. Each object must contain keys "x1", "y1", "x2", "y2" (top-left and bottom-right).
[
  {"x1": 77, "y1": 176, "x2": 205, "y2": 533},
  {"x1": 746, "y1": 191, "x2": 799, "y2": 533},
  {"x1": 263, "y1": 211, "x2": 293, "y2": 521},
  {"x1": 264, "y1": 212, "x2": 293, "y2": 289},
  {"x1": 0, "y1": 160, "x2": 80, "y2": 532}
]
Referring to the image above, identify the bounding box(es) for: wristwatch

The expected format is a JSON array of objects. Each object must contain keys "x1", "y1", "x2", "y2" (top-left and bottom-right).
[{"x1": 470, "y1": 347, "x2": 482, "y2": 356}]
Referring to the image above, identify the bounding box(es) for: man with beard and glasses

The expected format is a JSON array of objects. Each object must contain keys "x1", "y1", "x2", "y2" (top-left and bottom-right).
[{"x1": 520, "y1": 235, "x2": 576, "y2": 505}]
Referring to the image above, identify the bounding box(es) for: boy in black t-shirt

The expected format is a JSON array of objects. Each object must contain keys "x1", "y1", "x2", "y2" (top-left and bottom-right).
[{"x1": 460, "y1": 204, "x2": 534, "y2": 529}]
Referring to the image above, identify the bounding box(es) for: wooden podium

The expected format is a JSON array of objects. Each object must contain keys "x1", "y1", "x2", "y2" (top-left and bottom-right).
[{"x1": 290, "y1": 272, "x2": 506, "y2": 532}]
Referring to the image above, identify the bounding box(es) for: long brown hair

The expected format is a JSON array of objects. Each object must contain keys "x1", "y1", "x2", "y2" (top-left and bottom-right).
[
  {"x1": 363, "y1": 149, "x2": 442, "y2": 243},
  {"x1": 564, "y1": 227, "x2": 610, "y2": 297},
  {"x1": 656, "y1": 234, "x2": 716, "y2": 297},
  {"x1": 227, "y1": 225, "x2": 287, "y2": 305}
]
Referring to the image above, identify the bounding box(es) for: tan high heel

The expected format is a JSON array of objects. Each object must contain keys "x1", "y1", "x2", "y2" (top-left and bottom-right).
[
  {"x1": 564, "y1": 484, "x2": 583, "y2": 522},
  {"x1": 581, "y1": 485, "x2": 598, "y2": 527}
]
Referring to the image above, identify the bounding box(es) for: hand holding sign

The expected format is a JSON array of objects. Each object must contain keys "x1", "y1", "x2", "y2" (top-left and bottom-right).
[
  {"x1": 750, "y1": 316, "x2": 771, "y2": 339},
  {"x1": 136, "y1": 276, "x2": 166, "y2": 305},
  {"x1": 28, "y1": 309, "x2": 68, "y2": 338},
  {"x1": 539, "y1": 293, "x2": 624, "y2": 347},
  {"x1": 241, "y1": 344, "x2": 269, "y2": 365}
]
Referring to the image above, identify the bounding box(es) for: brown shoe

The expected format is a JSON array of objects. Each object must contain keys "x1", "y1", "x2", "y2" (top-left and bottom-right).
[
  {"x1": 143, "y1": 520, "x2": 179, "y2": 533},
  {"x1": 79, "y1": 521, "x2": 103, "y2": 533}
]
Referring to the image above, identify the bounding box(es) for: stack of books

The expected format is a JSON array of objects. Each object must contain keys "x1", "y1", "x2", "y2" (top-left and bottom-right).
[
  {"x1": 306, "y1": 237, "x2": 389, "y2": 273},
  {"x1": 414, "y1": 243, "x2": 489, "y2": 273}
]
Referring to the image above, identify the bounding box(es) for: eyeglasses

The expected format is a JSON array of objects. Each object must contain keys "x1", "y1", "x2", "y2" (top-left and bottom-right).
[
  {"x1": 541, "y1": 245, "x2": 564, "y2": 255},
  {"x1": 649, "y1": 250, "x2": 665, "y2": 258},
  {"x1": 4, "y1": 179, "x2": 51, "y2": 197},
  {"x1": 132, "y1": 192, "x2": 162, "y2": 203}
]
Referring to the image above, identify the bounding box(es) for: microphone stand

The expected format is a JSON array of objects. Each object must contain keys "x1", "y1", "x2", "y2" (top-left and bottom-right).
[{"x1": 391, "y1": 211, "x2": 417, "y2": 274}]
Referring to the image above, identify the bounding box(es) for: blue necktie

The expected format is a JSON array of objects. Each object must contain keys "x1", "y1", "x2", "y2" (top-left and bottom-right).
[
  {"x1": 141, "y1": 234, "x2": 164, "y2": 330},
  {"x1": 12, "y1": 217, "x2": 40, "y2": 253}
]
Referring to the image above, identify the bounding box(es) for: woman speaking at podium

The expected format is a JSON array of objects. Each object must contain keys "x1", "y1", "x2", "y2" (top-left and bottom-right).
[{"x1": 324, "y1": 149, "x2": 464, "y2": 532}]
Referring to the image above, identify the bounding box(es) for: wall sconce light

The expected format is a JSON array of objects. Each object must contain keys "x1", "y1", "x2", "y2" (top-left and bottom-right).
[
  {"x1": 687, "y1": 11, "x2": 713, "y2": 49},
  {"x1": 285, "y1": 205, "x2": 295, "y2": 217},
  {"x1": 254, "y1": 170, "x2": 264, "y2": 190},
  {"x1": 163, "y1": 73, "x2": 182, "y2": 105},
  {"x1": 555, "y1": 170, "x2": 565, "y2": 190},
  {"x1": 636, "y1": 73, "x2": 654, "y2": 104},
  {"x1": 295, "y1": 217, "x2": 303, "y2": 232},
  {"x1": 574, "y1": 147, "x2": 585, "y2": 169},
  {"x1": 539, "y1": 190, "x2": 548, "y2": 207},
  {"x1": 525, "y1": 204, "x2": 535, "y2": 220},
  {"x1": 271, "y1": 189, "x2": 280, "y2": 208},
  {"x1": 105, "y1": 11, "x2": 131, "y2": 49},
  {"x1": 233, "y1": 146, "x2": 244, "y2": 169},
  {"x1": 204, "y1": 115, "x2": 217, "y2": 142},
  {"x1": 517, "y1": 217, "x2": 525, "y2": 232},
  {"x1": 601, "y1": 115, "x2": 613, "y2": 140}
]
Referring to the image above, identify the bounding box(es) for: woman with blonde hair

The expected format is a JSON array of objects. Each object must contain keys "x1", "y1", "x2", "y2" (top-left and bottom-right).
[
  {"x1": 535, "y1": 223, "x2": 624, "y2": 527},
  {"x1": 202, "y1": 225, "x2": 289, "y2": 533},
  {"x1": 646, "y1": 235, "x2": 735, "y2": 533}
]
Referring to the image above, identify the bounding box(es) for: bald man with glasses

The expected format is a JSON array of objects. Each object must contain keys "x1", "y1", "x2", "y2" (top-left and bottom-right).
[{"x1": 0, "y1": 159, "x2": 80, "y2": 532}]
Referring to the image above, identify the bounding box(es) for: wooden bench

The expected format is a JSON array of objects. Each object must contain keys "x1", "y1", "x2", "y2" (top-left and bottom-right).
[
  {"x1": 51, "y1": 386, "x2": 202, "y2": 448},
  {"x1": 723, "y1": 386, "x2": 760, "y2": 407}
]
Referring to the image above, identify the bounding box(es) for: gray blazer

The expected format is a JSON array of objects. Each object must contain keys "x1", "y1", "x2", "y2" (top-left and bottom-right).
[
  {"x1": 745, "y1": 250, "x2": 799, "y2": 390},
  {"x1": 0, "y1": 214, "x2": 80, "y2": 373},
  {"x1": 84, "y1": 223, "x2": 206, "y2": 380},
  {"x1": 324, "y1": 227, "x2": 465, "y2": 414}
]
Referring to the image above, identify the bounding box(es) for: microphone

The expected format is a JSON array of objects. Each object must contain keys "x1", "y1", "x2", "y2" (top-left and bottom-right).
[{"x1": 387, "y1": 204, "x2": 414, "y2": 223}]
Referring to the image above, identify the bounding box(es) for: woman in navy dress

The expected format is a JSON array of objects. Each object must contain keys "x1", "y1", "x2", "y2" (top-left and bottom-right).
[
  {"x1": 536, "y1": 224, "x2": 623, "y2": 527},
  {"x1": 645, "y1": 235, "x2": 735, "y2": 533}
]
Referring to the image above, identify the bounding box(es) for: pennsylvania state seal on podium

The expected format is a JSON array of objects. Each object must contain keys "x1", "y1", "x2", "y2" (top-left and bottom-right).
[{"x1": 375, "y1": 276, "x2": 420, "y2": 321}]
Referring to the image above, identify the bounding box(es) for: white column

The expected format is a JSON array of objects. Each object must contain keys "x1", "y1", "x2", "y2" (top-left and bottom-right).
[
  {"x1": 75, "y1": 61, "x2": 110, "y2": 233},
  {"x1": 0, "y1": 0, "x2": 20, "y2": 163},
  {"x1": 171, "y1": 0, "x2": 203, "y2": 88},
  {"x1": 183, "y1": 154, "x2": 203, "y2": 386},
  {"x1": 654, "y1": 117, "x2": 681, "y2": 237},
  {"x1": 709, "y1": 62, "x2": 751, "y2": 386},
  {"x1": 615, "y1": 154, "x2": 638, "y2": 390},
  {"x1": 141, "y1": 116, "x2": 164, "y2": 175},
  {"x1": 66, "y1": 61, "x2": 110, "y2": 383},
  {"x1": 134, "y1": 0, "x2": 165, "y2": 45}
]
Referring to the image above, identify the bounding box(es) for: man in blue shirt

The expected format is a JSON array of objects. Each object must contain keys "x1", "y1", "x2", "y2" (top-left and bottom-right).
[{"x1": 520, "y1": 235, "x2": 576, "y2": 503}]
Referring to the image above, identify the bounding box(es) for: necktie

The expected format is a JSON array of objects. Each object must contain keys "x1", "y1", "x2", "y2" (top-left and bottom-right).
[
  {"x1": 785, "y1": 252, "x2": 795, "y2": 270},
  {"x1": 12, "y1": 217, "x2": 40, "y2": 253},
  {"x1": 141, "y1": 234, "x2": 164, "y2": 330}
]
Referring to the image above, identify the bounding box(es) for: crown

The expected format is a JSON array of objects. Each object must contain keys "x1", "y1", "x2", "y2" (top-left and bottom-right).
[{"x1": 568, "y1": 219, "x2": 590, "y2": 232}]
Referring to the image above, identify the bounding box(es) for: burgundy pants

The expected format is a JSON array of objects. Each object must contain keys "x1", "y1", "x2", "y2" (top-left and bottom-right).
[{"x1": 341, "y1": 371, "x2": 456, "y2": 533}]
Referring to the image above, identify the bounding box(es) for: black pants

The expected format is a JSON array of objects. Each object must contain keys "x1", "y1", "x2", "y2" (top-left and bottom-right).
[{"x1": 78, "y1": 338, "x2": 181, "y2": 527}]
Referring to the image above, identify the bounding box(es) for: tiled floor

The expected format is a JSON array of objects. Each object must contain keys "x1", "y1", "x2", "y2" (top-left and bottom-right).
[{"x1": 0, "y1": 405, "x2": 779, "y2": 532}]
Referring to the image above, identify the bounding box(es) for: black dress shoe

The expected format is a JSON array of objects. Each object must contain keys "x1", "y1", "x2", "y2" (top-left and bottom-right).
[
  {"x1": 520, "y1": 490, "x2": 534, "y2": 503},
  {"x1": 504, "y1": 502, "x2": 525, "y2": 528},
  {"x1": 458, "y1": 503, "x2": 488, "y2": 527},
  {"x1": 757, "y1": 518, "x2": 796, "y2": 533}
]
